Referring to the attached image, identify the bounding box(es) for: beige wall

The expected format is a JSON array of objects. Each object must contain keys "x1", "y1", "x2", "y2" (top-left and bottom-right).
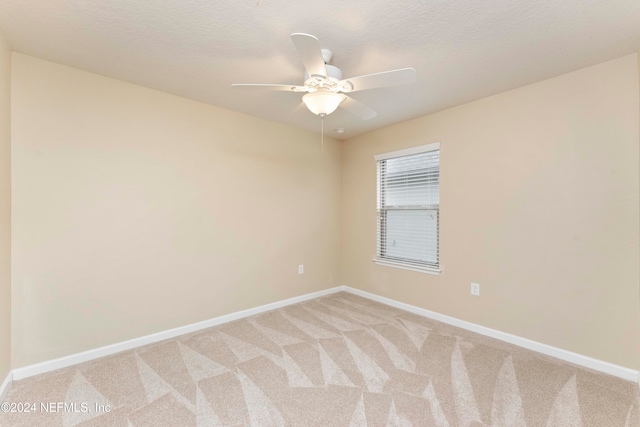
[
  {"x1": 0, "y1": 32, "x2": 11, "y2": 380},
  {"x1": 11, "y1": 54, "x2": 342, "y2": 367},
  {"x1": 342, "y1": 54, "x2": 640, "y2": 369}
]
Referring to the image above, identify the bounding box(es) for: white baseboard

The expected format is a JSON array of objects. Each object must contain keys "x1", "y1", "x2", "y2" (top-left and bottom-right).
[
  {"x1": 8, "y1": 284, "x2": 639, "y2": 388},
  {"x1": 0, "y1": 371, "x2": 12, "y2": 403},
  {"x1": 342, "y1": 286, "x2": 640, "y2": 384},
  {"x1": 11, "y1": 286, "x2": 346, "y2": 381}
]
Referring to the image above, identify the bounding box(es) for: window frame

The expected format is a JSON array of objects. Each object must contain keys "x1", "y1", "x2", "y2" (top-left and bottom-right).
[{"x1": 373, "y1": 142, "x2": 441, "y2": 275}]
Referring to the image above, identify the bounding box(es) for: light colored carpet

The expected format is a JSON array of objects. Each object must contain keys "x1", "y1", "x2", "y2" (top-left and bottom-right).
[{"x1": 1, "y1": 292, "x2": 638, "y2": 426}]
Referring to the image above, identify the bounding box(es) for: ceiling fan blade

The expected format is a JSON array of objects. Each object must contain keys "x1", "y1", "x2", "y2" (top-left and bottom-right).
[
  {"x1": 342, "y1": 68, "x2": 416, "y2": 92},
  {"x1": 291, "y1": 33, "x2": 327, "y2": 79},
  {"x1": 340, "y1": 96, "x2": 377, "y2": 120},
  {"x1": 231, "y1": 84, "x2": 306, "y2": 92}
]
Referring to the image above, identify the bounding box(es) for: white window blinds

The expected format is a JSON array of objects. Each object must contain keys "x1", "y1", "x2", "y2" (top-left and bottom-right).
[{"x1": 375, "y1": 143, "x2": 440, "y2": 272}]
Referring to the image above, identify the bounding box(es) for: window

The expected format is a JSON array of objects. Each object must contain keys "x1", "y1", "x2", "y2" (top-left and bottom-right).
[{"x1": 374, "y1": 142, "x2": 440, "y2": 274}]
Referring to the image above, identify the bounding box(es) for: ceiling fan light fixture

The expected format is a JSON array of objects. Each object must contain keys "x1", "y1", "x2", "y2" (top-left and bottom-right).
[{"x1": 302, "y1": 91, "x2": 345, "y2": 116}]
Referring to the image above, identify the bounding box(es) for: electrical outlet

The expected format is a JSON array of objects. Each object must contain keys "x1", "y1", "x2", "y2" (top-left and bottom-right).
[
  {"x1": 471, "y1": 282, "x2": 480, "y2": 296},
  {"x1": 298, "y1": 265, "x2": 304, "y2": 275}
]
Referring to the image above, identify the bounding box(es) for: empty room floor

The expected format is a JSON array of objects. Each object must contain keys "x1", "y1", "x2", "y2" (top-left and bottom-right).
[{"x1": 1, "y1": 292, "x2": 638, "y2": 426}]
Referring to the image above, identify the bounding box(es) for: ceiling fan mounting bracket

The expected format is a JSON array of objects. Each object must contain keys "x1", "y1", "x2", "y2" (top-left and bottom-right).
[{"x1": 320, "y1": 49, "x2": 333, "y2": 64}]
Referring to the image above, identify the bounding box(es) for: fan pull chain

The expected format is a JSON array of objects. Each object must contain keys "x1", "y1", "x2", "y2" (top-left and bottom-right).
[{"x1": 320, "y1": 113, "x2": 325, "y2": 153}]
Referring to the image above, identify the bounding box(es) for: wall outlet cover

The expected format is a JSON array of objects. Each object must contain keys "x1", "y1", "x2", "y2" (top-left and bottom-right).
[{"x1": 471, "y1": 282, "x2": 480, "y2": 296}]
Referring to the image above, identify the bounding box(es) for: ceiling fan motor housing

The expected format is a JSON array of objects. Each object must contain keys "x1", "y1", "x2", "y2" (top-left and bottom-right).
[
  {"x1": 304, "y1": 64, "x2": 342, "y2": 83},
  {"x1": 303, "y1": 64, "x2": 353, "y2": 94}
]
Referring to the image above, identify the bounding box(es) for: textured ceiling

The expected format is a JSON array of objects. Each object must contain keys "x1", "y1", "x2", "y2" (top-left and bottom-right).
[{"x1": 1, "y1": 0, "x2": 640, "y2": 139}]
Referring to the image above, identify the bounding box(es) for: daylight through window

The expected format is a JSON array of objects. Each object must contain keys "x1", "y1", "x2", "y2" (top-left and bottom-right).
[{"x1": 375, "y1": 143, "x2": 440, "y2": 273}]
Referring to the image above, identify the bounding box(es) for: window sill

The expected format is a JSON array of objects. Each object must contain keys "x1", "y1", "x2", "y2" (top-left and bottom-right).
[{"x1": 372, "y1": 258, "x2": 441, "y2": 275}]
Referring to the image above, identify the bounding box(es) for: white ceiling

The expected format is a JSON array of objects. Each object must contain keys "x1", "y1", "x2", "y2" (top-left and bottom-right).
[{"x1": 1, "y1": 0, "x2": 639, "y2": 139}]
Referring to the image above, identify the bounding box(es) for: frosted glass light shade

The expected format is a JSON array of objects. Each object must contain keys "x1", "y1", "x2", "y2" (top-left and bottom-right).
[{"x1": 302, "y1": 91, "x2": 346, "y2": 116}]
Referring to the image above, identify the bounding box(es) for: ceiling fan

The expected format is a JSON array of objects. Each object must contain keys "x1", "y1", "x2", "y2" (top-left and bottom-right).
[{"x1": 232, "y1": 33, "x2": 417, "y2": 120}]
